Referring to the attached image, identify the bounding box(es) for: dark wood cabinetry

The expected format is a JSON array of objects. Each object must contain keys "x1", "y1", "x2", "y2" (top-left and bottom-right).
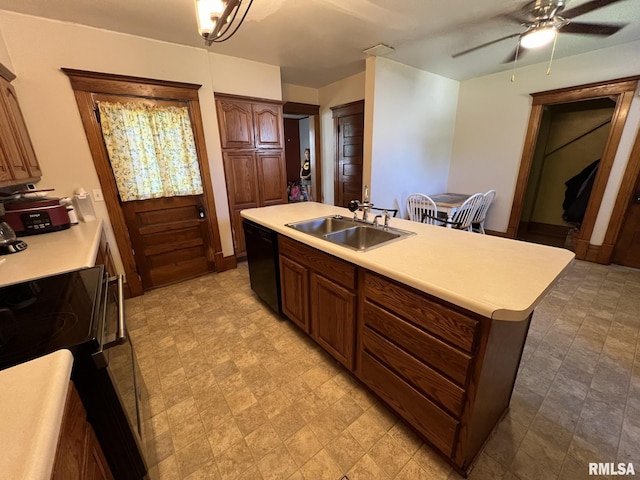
[
  {"x1": 276, "y1": 231, "x2": 532, "y2": 475},
  {"x1": 279, "y1": 236, "x2": 357, "y2": 370},
  {"x1": 359, "y1": 271, "x2": 531, "y2": 474},
  {"x1": 52, "y1": 382, "x2": 113, "y2": 480},
  {"x1": 95, "y1": 229, "x2": 116, "y2": 277},
  {"x1": 0, "y1": 65, "x2": 42, "y2": 188},
  {"x1": 215, "y1": 94, "x2": 286, "y2": 257}
]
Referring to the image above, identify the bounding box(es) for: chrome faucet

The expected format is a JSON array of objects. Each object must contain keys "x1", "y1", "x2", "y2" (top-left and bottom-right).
[
  {"x1": 360, "y1": 185, "x2": 373, "y2": 223},
  {"x1": 373, "y1": 210, "x2": 391, "y2": 229}
]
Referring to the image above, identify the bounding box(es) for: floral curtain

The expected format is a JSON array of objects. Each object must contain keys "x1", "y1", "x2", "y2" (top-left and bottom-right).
[{"x1": 97, "y1": 101, "x2": 204, "y2": 201}]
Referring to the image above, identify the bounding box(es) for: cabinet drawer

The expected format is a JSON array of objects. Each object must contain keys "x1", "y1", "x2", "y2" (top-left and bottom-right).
[
  {"x1": 364, "y1": 272, "x2": 478, "y2": 352},
  {"x1": 362, "y1": 325, "x2": 466, "y2": 416},
  {"x1": 279, "y1": 236, "x2": 356, "y2": 290},
  {"x1": 364, "y1": 301, "x2": 472, "y2": 386},
  {"x1": 360, "y1": 350, "x2": 458, "y2": 457}
]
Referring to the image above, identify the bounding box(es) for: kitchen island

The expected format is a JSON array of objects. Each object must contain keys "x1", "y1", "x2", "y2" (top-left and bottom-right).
[{"x1": 241, "y1": 202, "x2": 574, "y2": 476}]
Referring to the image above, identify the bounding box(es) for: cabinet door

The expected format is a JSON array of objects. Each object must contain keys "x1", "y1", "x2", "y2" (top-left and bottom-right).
[
  {"x1": 0, "y1": 142, "x2": 13, "y2": 183},
  {"x1": 280, "y1": 255, "x2": 310, "y2": 333},
  {"x1": 310, "y1": 272, "x2": 356, "y2": 370},
  {"x1": 253, "y1": 103, "x2": 284, "y2": 149},
  {"x1": 0, "y1": 79, "x2": 30, "y2": 181},
  {"x1": 256, "y1": 150, "x2": 287, "y2": 206},
  {"x1": 0, "y1": 79, "x2": 41, "y2": 177},
  {"x1": 84, "y1": 423, "x2": 114, "y2": 480},
  {"x1": 215, "y1": 98, "x2": 255, "y2": 149}
]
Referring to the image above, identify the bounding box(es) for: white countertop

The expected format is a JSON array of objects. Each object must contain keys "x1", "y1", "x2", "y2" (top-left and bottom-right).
[
  {"x1": 0, "y1": 350, "x2": 74, "y2": 480},
  {"x1": 0, "y1": 220, "x2": 102, "y2": 287},
  {"x1": 241, "y1": 202, "x2": 575, "y2": 321}
]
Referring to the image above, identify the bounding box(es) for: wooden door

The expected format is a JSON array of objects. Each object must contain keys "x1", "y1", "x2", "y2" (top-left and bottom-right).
[
  {"x1": 215, "y1": 98, "x2": 255, "y2": 149},
  {"x1": 222, "y1": 151, "x2": 259, "y2": 255},
  {"x1": 332, "y1": 100, "x2": 364, "y2": 207},
  {"x1": 310, "y1": 272, "x2": 356, "y2": 369},
  {"x1": 253, "y1": 103, "x2": 284, "y2": 149},
  {"x1": 122, "y1": 196, "x2": 214, "y2": 289},
  {"x1": 612, "y1": 174, "x2": 640, "y2": 268},
  {"x1": 280, "y1": 255, "x2": 310, "y2": 333},
  {"x1": 256, "y1": 150, "x2": 287, "y2": 206},
  {"x1": 284, "y1": 118, "x2": 302, "y2": 182}
]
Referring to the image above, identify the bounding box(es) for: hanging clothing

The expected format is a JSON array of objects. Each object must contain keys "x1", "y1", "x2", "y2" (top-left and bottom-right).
[{"x1": 562, "y1": 159, "x2": 599, "y2": 224}]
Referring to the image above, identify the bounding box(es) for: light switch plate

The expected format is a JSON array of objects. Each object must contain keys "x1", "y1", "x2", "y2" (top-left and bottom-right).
[{"x1": 93, "y1": 189, "x2": 104, "y2": 202}]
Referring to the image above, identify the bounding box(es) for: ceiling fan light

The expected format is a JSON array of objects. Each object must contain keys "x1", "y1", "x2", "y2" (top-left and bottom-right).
[{"x1": 520, "y1": 26, "x2": 557, "y2": 49}]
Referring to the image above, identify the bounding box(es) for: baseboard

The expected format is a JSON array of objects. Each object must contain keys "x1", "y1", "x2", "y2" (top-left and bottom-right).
[
  {"x1": 523, "y1": 221, "x2": 572, "y2": 238},
  {"x1": 219, "y1": 255, "x2": 237, "y2": 271},
  {"x1": 485, "y1": 229, "x2": 509, "y2": 238}
]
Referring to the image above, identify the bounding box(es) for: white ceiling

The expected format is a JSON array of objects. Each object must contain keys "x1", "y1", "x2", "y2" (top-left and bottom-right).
[{"x1": 0, "y1": 0, "x2": 638, "y2": 88}]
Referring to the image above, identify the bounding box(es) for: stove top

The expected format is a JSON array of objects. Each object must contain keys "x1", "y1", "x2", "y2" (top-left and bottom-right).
[{"x1": 0, "y1": 267, "x2": 104, "y2": 370}]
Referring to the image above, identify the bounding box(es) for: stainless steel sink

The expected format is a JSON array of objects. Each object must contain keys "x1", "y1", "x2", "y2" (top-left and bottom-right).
[
  {"x1": 287, "y1": 216, "x2": 355, "y2": 235},
  {"x1": 286, "y1": 215, "x2": 414, "y2": 252}
]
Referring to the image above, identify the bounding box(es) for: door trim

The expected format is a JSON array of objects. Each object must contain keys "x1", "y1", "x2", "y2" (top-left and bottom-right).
[
  {"x1": 63, "y1": 69, "x2": 225, "y2": 296},
  {"x1": 507, "y1": 76, "x2": 639, "y2": 260}
]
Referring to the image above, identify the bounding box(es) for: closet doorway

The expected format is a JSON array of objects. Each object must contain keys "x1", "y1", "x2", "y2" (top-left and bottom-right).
[
  {"x1": 283, "y1": 102, "x2": 321, "y2": 203},
  {"x1": 507, "y1": 76, "x2": 638, "y2": 261},
  {"x1": 517, "y1": 98, "x2": 615, "y2": 249}
]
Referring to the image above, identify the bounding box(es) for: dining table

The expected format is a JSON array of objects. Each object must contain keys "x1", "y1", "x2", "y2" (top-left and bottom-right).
[{"x1": 429, "y1": 193, "x2": 471, "y2": 223}]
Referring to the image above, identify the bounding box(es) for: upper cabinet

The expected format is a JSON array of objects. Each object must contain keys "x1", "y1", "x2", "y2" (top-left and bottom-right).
[
  {"x1": 0, "y1": 64, "x2": 42, "y2": 188},
  {"x1": 215, "y1": 94, "x2": 284, "y2": 150}
]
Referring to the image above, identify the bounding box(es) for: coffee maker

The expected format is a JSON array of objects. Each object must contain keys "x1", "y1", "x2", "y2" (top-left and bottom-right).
[{"x1": 0, "y1": 203, "x2": 27, "y2": 255}]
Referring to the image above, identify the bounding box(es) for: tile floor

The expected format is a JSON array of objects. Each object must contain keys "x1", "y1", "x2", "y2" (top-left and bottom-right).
[{"x1": 125, "y1": 259, "x2": 640, "y2": 480}]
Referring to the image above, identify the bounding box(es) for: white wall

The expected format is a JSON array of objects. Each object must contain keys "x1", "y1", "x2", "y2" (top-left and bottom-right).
[
  {"x1": 0, "y1": 11, "x2": 282, "y2": 267},
  {"x1": 366, "y1": 57, "x2": 460, "y2": 217},
  {"x1": 449, "y1": 40, "x2": 640, "y2": 241},
  {"x1": 282, "y1": 83, "x2": 319, "y2": 104},
  {"x1": 318, "y1": 72, "x2": 366, "y2": 204}
]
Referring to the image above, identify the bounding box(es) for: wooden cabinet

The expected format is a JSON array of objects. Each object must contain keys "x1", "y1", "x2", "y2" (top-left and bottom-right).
[
  {"x1": 52, "y1": 382, "x2": 113, "y2": 480},
  {"x1": 215, "y1": 94, "x2": 286, "y2": 257},
  {"x1": 0, "y1": 66, "x2": 42, "y2": 188},
  {"x1": 279, "y1": 255, "x2": 309, "y2": 332},
  {"x1": 359, "y1": 271, "x2": 531, "y2": 474},
  {"x1": 279, "y1": 236, "x2": 357, "y2": 370}
]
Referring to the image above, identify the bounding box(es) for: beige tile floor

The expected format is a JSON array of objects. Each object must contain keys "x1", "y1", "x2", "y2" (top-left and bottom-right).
[{"x1": 126, "y1": 259, "x2": 640, "y2": 480}]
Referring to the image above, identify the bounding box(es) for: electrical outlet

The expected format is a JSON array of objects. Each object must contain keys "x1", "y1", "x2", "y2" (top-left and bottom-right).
[{"x1": 93, "y1": 189, "x2": 104, "y2": 202}]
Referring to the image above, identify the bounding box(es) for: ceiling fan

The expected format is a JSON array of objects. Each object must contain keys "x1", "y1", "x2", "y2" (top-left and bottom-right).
[{"x1": 452, "y1": 0, "x2": 627, "y2": 62}]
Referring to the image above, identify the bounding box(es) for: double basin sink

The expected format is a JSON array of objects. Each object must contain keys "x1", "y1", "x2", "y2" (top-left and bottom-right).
[{"x1": 286, "y1": 215, "x2": 414, "y2": 252}]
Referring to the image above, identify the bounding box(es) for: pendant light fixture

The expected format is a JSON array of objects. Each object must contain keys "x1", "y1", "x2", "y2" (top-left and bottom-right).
[{"x1": 195, "y1": 0, "x2": 254, "y2": 45}]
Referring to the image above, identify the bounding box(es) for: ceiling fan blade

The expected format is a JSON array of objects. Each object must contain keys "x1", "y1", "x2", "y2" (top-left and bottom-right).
[
  {"x1": 503, "y1": 47, "x2": 528, "y2": 64},
  {"x1": 452, "y1": 33, "x2": 521, "y2": 58},
  {"x1": 561, "y1": 0, "x2": 627, "y2": 19},
  {"x1": 561, "y1": 22, "x2": 625, "y2": 36}
]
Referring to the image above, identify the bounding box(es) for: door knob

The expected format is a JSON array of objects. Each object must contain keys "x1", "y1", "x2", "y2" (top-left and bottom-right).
[
  {"x1": 198, "y1": 206, "x2": 206, "y2": 218},
  {"x1": 634, "y1": 191, "x2": 640, "y2": 204}
]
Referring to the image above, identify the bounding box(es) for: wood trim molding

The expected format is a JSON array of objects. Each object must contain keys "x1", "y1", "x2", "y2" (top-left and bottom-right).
[
  {"x1": 531, "y1": 76, "x2": 640, "y2": 105},
  {"x1": 601, "y1": 123, "x2": 640, "y2": 264},
  {"x1": 485, "y1": 229, "x2": 509, "y2": 238},
  {"x1": 214, "y1": 91, "x2": 284, "y2": 106},
  {"x1": 64, "y1": 69, "x2": 225, "y2": 295},
  {"x1": 507, "y1": 77, "x2": 639, "y2": 264},
  {"x1": 220, "y1": 255, "x2": 238, "y2": 271},
  {"x1": 284, "y1": 102, "x2": 320, "y2": 116},
  {"x1": 0, "y1": 62, "x2": 16, "y2": 82},
  {"x1": 330, "y1": 99, "x2": 365, "y2": 116}
]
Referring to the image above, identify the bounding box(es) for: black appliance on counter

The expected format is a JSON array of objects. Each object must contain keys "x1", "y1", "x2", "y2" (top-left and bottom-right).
[
  {"x1": 0, "y1": 267, "x2": 149, "y2": 480},
  {"x1": 243, "y1": 219, "x2": 282, "y2": 314}
]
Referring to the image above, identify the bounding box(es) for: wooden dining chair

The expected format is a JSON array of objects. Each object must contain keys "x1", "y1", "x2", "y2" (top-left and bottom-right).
[
  {"x1": 472, "y1": 189, "x2": 496, "y2": 234},
  {"x1": 406, "y1": 193, "x2": 439, "y2": 224},
  {"x1": 422, "y1": 193, "x2": 484, "y2": 231}
]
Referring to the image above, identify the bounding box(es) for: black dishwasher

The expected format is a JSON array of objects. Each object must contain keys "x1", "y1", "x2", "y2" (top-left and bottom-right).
[{"x1": 243, "y1": 219, "x2": 282, "y2": 314}]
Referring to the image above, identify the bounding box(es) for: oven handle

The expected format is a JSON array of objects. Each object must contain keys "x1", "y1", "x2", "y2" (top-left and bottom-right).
[{"x1": 108, "y1": 274, "x2": 126, "y2": 346}]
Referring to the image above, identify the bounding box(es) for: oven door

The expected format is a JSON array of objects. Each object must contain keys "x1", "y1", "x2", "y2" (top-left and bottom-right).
[{"x1": 101, "y1": 274, "x2": 154, "y2": 474}]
